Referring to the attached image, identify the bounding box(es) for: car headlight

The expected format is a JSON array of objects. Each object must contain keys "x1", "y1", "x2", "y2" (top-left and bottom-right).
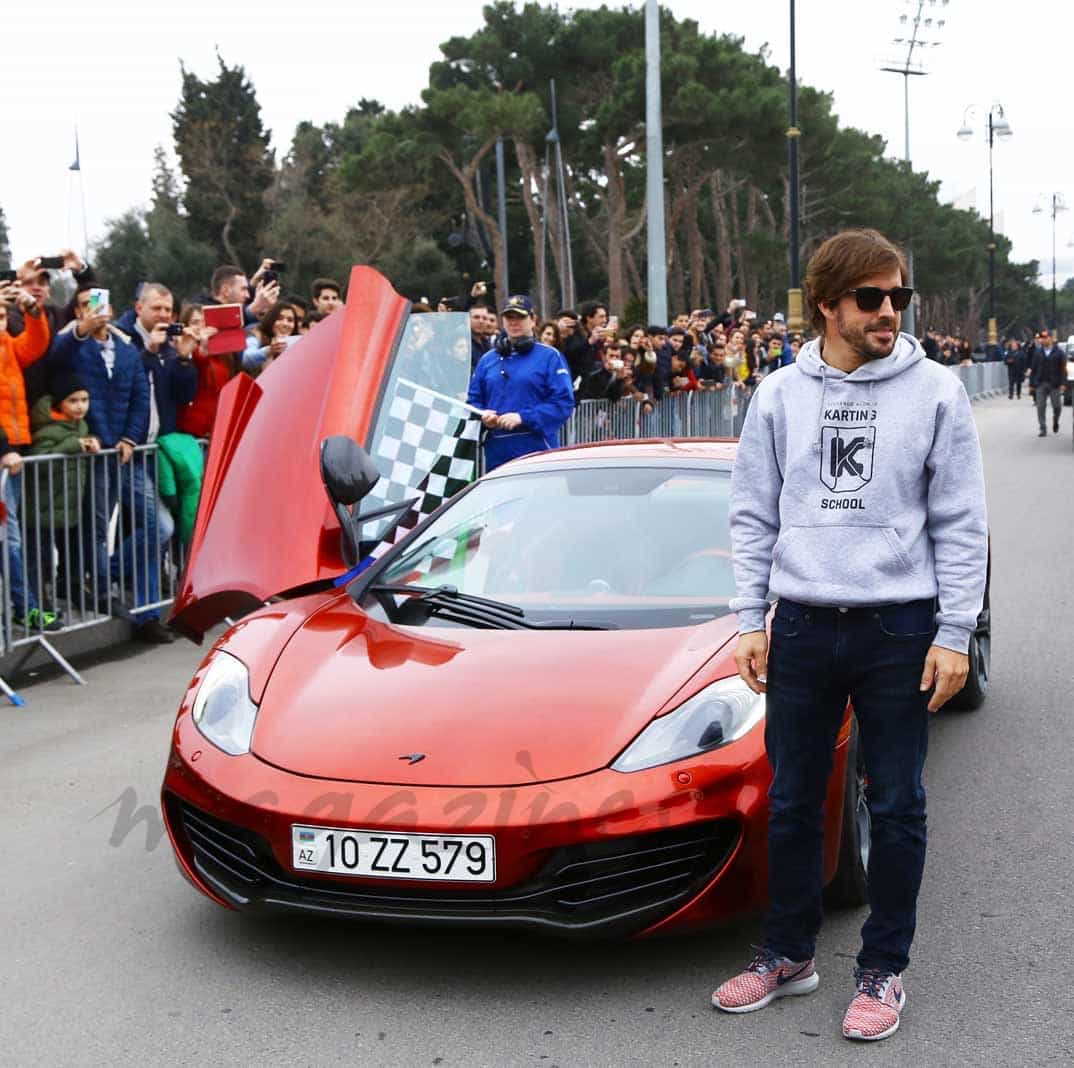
[
  {"x1": 611, "y1": 676, "x2": 764, "y2": 773},
  {"x1": 191, "y1": 652, "x2": 259, "y2": 756}
]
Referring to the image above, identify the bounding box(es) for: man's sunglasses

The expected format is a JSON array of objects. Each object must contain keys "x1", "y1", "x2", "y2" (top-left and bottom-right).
[{"x1": 845, "y1": 286, "x2": 914, "y2": 312}]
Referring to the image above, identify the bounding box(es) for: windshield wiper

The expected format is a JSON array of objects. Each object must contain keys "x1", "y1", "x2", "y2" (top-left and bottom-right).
[{"x1": 368, "y1": 584, "x2": 613, "y2": 631}]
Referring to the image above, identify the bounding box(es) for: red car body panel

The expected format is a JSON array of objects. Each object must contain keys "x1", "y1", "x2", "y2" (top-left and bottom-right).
[
  {"x1": 170, "y1": 266, "x2": 408, "y2": 641},
  {"x1": 249, "y1": 593, "x2": 740, "y2": 787},
  {"x1": 161, "y1": 268, "x2": 852, "y2": 937}
]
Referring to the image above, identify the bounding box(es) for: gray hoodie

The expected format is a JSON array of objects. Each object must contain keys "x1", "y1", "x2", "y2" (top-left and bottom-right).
[{"x1": 729, "y1": 332, "x2": 987, "y2": 654}]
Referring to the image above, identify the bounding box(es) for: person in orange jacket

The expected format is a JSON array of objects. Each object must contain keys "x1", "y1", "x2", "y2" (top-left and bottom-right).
[{"x1": 0, "y1": 279, "x2": 60, "y2": 630}]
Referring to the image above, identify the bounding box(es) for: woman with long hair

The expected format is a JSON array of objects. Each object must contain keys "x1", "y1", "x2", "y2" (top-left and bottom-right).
[
  {"x1": 243, "y1": 302, "x2": 298, "y2": 376},
  {"x1": 537, "y1": 320, "x2": 562, "y2": 352}
]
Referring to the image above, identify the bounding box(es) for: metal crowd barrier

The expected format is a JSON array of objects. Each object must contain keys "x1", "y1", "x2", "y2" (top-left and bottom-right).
[
  {"x1": 564, "y1": 385, "x2": 751, "y2": 446},
  {"x1": 565, "y1": 361, "x2": 1007, "y2": 447},
  {"x1": 0, "y1": 443, "x2": 195, "y2": 698},
  {"x1": 954, "y1": 360, "x2": 1008, "y2": 399}
]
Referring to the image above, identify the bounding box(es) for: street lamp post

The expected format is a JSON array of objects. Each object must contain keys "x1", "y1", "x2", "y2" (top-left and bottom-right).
[
  {"x1": 881, "y1": 0, "x2": 950, "y2": 339},
  {"x1": 1033, "y1": 193, "x2": 1068, "y2": 331},
  {"x1": 786, "y1": 0, "x2": 803, "y2": 333},
  {"x1": 957, "y1": 103, "x2": 1013, "y2": 345}
]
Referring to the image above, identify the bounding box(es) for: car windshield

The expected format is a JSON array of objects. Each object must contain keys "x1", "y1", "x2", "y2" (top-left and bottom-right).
[
  {"x1": 360, "y1": 466, "x2": 734, "y2": 630},
  {"x1": 362, "y1": 311, "x2": 474, "y2": 542}
]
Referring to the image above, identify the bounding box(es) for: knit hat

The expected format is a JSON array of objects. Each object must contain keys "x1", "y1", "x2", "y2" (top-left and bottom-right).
[{"x1": 50, "y1": 371, "x2": 89, "y2": 404}]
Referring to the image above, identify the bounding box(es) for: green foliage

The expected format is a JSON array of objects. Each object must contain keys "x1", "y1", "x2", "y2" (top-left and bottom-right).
[
  {"x1": 88, "y1": 5, "x2": 1058, "y2": 337},
  {"x1": 172, "y1": 54, "x2": 274, "y2": 268}
]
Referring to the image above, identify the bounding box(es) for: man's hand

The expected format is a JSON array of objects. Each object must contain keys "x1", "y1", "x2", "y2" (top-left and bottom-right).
[
  {"x1": 1, "y1": 451, "x2": 23, "y2": 475},
  {"x1": 248, "y1": 280, "x2": 280, "y2": 317},
  {"x1": 735, "y1": 631, "x2": 768, "y2": 694},
  {"x1": 496, "y1": 412, "x2": 523, "y2": 430},
  {"x1": 117, "y1": 441, "x2": 134, "y2": 465},
  {"x1": 920, "y1": 645, "x2": 969, "y2": 712},
  {"x1": 76, "y1": 309, "x2": 110, "y2": 338},
  {"x1": 250, "y1": 258, "x2": 274, "y2": 287},
  {"x1": 481, "y1": 410, "x2": 500, "y2": 429},
  {"x1": 174, "y1": 328, "x2": 198, "y2": 359},
  {"x1": 60, "y1": 249, "x2": 85, "y2": 273},
  {"x1": 147, "y1": 323, "x2": 169, "y2": 354},
  {"x1": 80, "y1": 437, "x2": 101, "y2": 454}
]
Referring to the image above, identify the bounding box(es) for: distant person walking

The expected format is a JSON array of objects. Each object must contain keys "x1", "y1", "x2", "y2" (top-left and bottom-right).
[
  {"x1": 1028, "y1": 329, "x2": 1066, "y2": 436},
  {"x1": 1003, "y1": 338, "x2": 1025, "y2": 399}
]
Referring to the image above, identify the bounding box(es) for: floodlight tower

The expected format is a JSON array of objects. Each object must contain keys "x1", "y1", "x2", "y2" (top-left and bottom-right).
[
  {"x1": 1033, "y1": 193, "x2": 1069, "y2": 331},
  {"x1": 880, "y1": 0, "x2": 950, "y2": 338},
  {"x1": 958, "y1": 103, "x2": 1013, "y2": 344}
]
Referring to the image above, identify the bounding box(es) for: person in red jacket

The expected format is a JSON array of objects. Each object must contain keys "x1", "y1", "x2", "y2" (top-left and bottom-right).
[
  {"x1": 0, "y1": 280, "x2": 60, "y2": 630},
  {"x1": 175, "y1": 303, "x2": 233, "y2": 440}
]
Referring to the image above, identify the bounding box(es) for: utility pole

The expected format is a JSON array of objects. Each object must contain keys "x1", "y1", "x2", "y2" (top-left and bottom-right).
[
  {"x1": 1034, "y1": 193, "x2": 1068, "y2": 331},
  {"x1": 495, "y1": 137, "x2": 509, "y2": 300},
  {"x1": 644, "y1": 0, "x2": 667, "y2": 324},
  {"x1": 881, "y1": 0, "x2": 949, "y2": 339},
  {"x1": 786, "y1": 0, "x2": 802, "y2": 333}
]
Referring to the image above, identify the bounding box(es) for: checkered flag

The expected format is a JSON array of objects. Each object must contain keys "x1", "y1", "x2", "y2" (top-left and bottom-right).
[{"x1": 364, "y1": 378, "x2": 482, "y2": 559}]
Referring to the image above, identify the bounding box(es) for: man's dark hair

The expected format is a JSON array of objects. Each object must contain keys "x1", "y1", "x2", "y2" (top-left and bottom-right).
[
  {"x1": 311, "y1": 278, "x2": 342, "y2": 300},
  {"x1": 286, "y1": 295, "x2": 310, "y2": 313},
  {"x1": 306, "y1": 310, "x2": 328, "y2": 325},
  {"x1": 555, "y1": 309, "x2": 579, "y2": 321},
  {"x1": 646, "y1": 324, "x2": 668, "y2": 337},
  {"x1": 578, "y1": 300, "x2": 607, "y2": 327},
  {"x1": 668, "y1": 326, "x2": 686, "y2": 337},
  {"x1": 803, "y1": 229, "x2": 909, "y2": 334},
  {"x1": 211, "y1": 265, "x2": 245, "y2": 297}
]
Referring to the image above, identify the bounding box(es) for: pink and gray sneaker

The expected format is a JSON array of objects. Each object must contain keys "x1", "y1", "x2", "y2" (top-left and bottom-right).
[
  {"x1": 842, "y1": 968, "x2": 906, "y2": 1041},
  {"x1": 712, "y1": 948, "x2": 819, "y2": 1013}
]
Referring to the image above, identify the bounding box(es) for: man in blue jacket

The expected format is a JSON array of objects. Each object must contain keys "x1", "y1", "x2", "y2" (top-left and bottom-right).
[
  {"x1": 50, "y1": 289, "x2": 174, "y2": 642},
  {"x1": 115, "y1": 283, "x2": 198, "y2": 438},
  {"x1": 467, "y1": 295, "x2": 575, "y2": 471}
]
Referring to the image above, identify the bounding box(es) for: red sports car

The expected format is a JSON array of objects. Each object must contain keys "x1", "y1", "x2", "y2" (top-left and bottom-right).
[{"x1": 161, "y1": 268, "x2": 988, "y2": 937}]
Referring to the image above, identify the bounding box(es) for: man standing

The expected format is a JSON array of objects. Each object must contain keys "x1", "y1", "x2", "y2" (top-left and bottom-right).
[
  {"x1": 1028, "y1": 329, "x2": 1066, "y2": 436},
  {"x1": 51, "y1": 289, "x2": 174, "y2": 642},
  {"x1": 469, "y1": 303, "x2": 495, "y2": 371},
  {"x1": 310, "y1": 279, "x2": 343, "y2": 316},
  {"x1": 712, "y1": 230, "x2": 988, "y2": 1041},
  {"x1": 1003, "y1": 338, "x2": 1025, "y2": 399},
  {"x1": 467, "y1": 295, "x2": 575, "y2": 471}
]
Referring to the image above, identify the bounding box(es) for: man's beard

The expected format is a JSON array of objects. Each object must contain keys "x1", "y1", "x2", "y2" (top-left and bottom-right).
[{"x1": 836, "y1": 308, "x2": 898, "y2": 361}]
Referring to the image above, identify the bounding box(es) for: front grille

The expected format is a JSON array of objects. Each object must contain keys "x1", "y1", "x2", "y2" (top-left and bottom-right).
[{"x1": 166, "y1": 795, "x2": 739, "y2": 938}]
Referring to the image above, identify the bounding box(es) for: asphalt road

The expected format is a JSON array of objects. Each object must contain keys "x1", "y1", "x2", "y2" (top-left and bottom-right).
[{"x1": 2, "y1": 393, "x2": 1072, "y2": 1067}]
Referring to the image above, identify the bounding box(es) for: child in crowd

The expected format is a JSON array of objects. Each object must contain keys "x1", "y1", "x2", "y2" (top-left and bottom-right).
[{"x1": 27, "y1": 372, "x2": 99, "y2": 613}]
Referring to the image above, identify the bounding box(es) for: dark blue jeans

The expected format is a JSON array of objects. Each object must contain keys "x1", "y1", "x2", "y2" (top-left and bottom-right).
[
  {"x1": 83, "y1": 453, "x2": 170, "y2": 623},
  {"x1": 762, "y1": 597, "x2": 934, "y2": 975}
]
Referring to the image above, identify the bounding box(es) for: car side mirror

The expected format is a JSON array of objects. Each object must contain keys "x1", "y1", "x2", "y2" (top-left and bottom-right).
[
  {"x1": 319, "y1": 436, "x2": 419, "y2": 570},
  {"x1": 320, "y1": 436, "x2": 380, "y2": 508}
]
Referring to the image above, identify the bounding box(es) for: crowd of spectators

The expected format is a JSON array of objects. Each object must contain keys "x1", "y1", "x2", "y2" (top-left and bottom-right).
[
  {"x1": 466, "y1": 291, "x2": 804, "y2": 414},
  {"x1": 0, "y1": 249, "x2": 344, "y2": 643},
  {"x1": 0, "y1": 245, "x2": 1062, "y2": 647}
]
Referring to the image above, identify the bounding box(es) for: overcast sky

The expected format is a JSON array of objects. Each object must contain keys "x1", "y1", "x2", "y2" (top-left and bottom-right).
[{"x1": 3, "y1": 1, "x2": 1071, "y2": 289}]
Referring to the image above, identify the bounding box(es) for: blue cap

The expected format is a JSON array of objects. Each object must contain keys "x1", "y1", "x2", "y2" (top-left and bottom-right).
[{"x1": 501, "y1": 294, "x2": 534, "y2": 316}]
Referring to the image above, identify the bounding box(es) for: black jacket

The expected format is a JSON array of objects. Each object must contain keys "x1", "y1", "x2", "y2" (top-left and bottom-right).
[
  {"x1": 576, "y1": 366, "x2": 625, "y2": 403},
  {"x1": 1029, "y1": 346, "x2": 1067, "y2": 389}
]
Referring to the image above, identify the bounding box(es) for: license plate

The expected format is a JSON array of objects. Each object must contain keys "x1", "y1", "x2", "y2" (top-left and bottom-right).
[{"x1": 291, "y1": 825, "x2": 496, "y2": 883}]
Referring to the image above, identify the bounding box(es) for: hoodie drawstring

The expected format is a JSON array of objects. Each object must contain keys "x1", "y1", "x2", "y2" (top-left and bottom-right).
[{"x1": 813, "y1": 364, "x2": 828, "y2": 453}]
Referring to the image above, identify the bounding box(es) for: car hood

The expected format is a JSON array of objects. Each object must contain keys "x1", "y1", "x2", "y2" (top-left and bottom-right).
[
  {"x1": 170, "y1": 267, "x2": 409, "y2": 641},
  {"x1": 250, "y1": 596, "x2": 740, "y2": 786}
]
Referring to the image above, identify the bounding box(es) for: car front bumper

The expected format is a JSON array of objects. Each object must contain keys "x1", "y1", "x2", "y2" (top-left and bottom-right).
[{"x1": 162, "y1": 711, "x2": 843, "y2": 938}]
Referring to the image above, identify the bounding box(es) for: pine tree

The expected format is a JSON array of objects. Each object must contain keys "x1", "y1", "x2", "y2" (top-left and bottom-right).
[{"x1": 171, "y1": 54, "x2": 274, "y2": 269}]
